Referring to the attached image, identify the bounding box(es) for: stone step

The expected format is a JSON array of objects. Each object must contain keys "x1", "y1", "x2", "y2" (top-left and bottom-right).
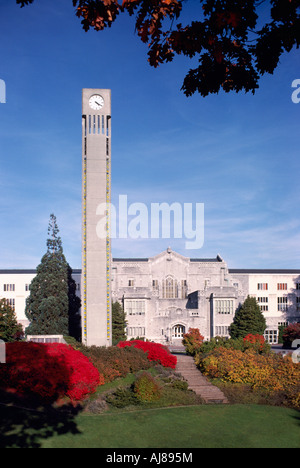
[{"x1": 173, "y1": 353, "x2": 228, "y2": 404}]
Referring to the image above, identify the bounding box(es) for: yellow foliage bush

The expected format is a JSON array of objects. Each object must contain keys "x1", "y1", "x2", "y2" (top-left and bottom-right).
[{"x1": 198, "y1": 348, "x2": 300, "y2": 408}]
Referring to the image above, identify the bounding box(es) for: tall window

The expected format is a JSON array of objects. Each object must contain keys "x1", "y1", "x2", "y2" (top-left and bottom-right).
[
  {"x1": 172, "y1": 325, "x2": 185, "y2": 339},
  {"x1": 3, "y1": 284, "x2": 15, "y2": 292},
  {"x1": 258, "y1": 297, "x2": 268, "y2": 303},
  {"x1": 278, "y1": 297, "x2": 288, "y2": 311},
  {"x1": 258, "y1": 283, "x2": 268, "y2": 291},
  {"x1": 215, "y1": 299, "x2": 234, "y2": 315},
  {"x1": 181, "y1": 280, "x2": 187, "y2": 299},
  {"x1": 124, "y1": 300, "x2": 145, "y2": 315},
  {"x1": 215, "y1": 326, "x2": 230, "y2": 337},
  {"x1": 277, "y1": 283, "x2": 287, "y2": 291},
  {"x1": 162, "y1": 277, "x2": 178, "y2": 299}
]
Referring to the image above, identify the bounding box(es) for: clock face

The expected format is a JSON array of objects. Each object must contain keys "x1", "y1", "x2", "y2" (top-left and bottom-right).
[{"x1": 89, "y1": 94, "x2": 104, "y2": 110}]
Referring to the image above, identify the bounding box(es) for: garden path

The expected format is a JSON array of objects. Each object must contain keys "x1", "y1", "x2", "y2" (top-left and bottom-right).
[{"x1": 174, "y1": 353, "x2": 229, "y2": 404}]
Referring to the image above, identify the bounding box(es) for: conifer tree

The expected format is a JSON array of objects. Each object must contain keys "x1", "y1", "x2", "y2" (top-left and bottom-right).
[
  {"x1": 229, "y1": 295, "x2": 266, "y2": 339},
  {"x1": 0, "y1": 299, "x2": 23, "y2": 342},
  {"x1": 112, "y1": 301, "x2": 127, "y2": 345},
  {"x1": 25, "y1": 214, "x2": 80, "y2": 337}
]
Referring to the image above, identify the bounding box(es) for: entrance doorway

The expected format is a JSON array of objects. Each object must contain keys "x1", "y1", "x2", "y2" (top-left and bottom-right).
[{"x1": 172, "y1": 325, "x2": 186, "y2": 340}]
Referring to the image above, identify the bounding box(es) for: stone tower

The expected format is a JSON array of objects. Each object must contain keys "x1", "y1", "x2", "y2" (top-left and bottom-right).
[{"x1": 81, "y1": 89, "x2": 112, "y2": 347}]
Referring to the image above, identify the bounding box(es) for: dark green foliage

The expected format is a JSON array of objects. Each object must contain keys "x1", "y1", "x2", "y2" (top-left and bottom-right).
[
  {"x1": 25, "y1": 214, "x2": 81, "y2": 337},
  {"x1": 112, "y1": 301, "x2": 127, "y2": 345},
  {"x1": 0, "y1": 299, "x2": 23, "y2": 342},
  {"x1": 229, "y1": 296, "x2": 267, "y2": 339},
  {"x1": 106, "y1": 387, "x2": 139, "y2": 408}
]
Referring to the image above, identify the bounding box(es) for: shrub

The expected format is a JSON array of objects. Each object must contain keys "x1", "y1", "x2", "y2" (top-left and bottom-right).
[
  {"x1": 282, "y1": 323, "x2": 300, "y2": 348},
  {"x1": 106, "y1": 387, "x2": 138, "y2": 408},
  {"x1": 117, "y1": 340, "x2": 177, "y2": 369},
  {"x1": 182, "y1": 328, "x2": 204, "y2": 356},
  {"x1": 198, "y1": 347, "x2": 300, "y2": 409},
  {"x1": 170, "y1": 380, "x2": 189, "y2": 391},
  {"x1": 0, "y1": 342, "x2": 102, "y2": 403},
  {"x1": 79, "y1": 345, "x2": 151, "y2": 383},
  {"x1": 243, "y1": 334, "x2": 270, "y2": 354},
  {"x1": 133, "y1": 371, "x2": 161, "y2": 402}
]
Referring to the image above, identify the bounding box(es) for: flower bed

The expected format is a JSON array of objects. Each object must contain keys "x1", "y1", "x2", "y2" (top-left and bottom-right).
[
  {"x1": 117, "y1": 340, "x2": 177, "y2": 369},
  {"x1": 0, "y1": 342, "x2": 103, "y2": 403}
]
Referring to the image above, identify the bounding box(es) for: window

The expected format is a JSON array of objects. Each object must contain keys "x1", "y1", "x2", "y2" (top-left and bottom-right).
[
  {"x1": 277, "y1": 283, "x2": 287, "y2": 291},
  {"x1": 127, "y1": 327, "x2": 145, "y2": 337},
  {"x1": 128, "y1": 279, "x2": 134, "y2": 287},
  {"x1": 258, "y1": 283, "x2": 268, "y2": 291},
  {"x1": 162, "y1": 277, "x2": 178, "y2": 299},
  {"x1": 25, "y1": 284, "x2": 30, "y2": 292},
  {"x1": 264, "y1": 330, "x2": 278, "y2": 344},
  {"x1": 296, "y1": 283, "x2": 300, "y2": 290},
  {"x1": 215, "y1": 299, "x2": 234, "y2": 315},
  {"x1": 3, "y1": 284, "x2": 15, "y2": 292},
  {"x1": 215, "y1": 326, "x2": 230, "y2": 337},
  {"x1": 125, "y1": 300, "x2": 145, "y2": 315},
  {"x1": 278, "y1": 321, "x2": 288, "y2": 328},
  {"x1": 278, "y1": 297, "x2": 288, "y2": 311},
  {"x1": 6, "y1": 298, "x2": 15, "y2": 310},
  {"x1": 172, "y1": 325, "x2": 185, "y2": 339},
  {"x1": 152, "y1": 280, "x2": 159, "y2": 291},
  {"x1": 181, "y1": 280, "x2": 187, "y2": 299},
  {"x1": 260, "y1": 305, "x2": 269, "y2": 312},
  {"x1": 258, "y1": 297, "x2": 268, "y2": 303}
]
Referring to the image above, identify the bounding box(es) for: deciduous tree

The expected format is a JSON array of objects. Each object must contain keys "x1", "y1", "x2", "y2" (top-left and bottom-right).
[{"x1": 17, "y1": 0, "x2": 300, "y2": 96}]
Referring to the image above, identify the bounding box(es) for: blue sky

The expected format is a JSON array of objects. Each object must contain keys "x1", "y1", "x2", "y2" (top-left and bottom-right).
[{"x1": 0, "y1": 0, "x2": 299, "y2": 269}]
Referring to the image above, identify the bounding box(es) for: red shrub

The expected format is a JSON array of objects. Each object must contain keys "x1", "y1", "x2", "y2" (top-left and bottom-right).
[
  {"x1": 243, "y1": 334, "x2": 266, "y2": 352},
  {"x1": 0, "y1": 342, "x2": 103, "y2": 403},
  {"x1": 117, "y1": 340, "x2": 177, "y2": 369}
]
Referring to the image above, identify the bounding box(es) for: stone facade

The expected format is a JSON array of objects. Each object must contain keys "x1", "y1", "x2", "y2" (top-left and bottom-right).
[
  {"x1": 112, "y1": 248, "x2": 300, "y2": 345},
  {"x1": 1, "y1": 248, "x2": 300, "y2": 345}
]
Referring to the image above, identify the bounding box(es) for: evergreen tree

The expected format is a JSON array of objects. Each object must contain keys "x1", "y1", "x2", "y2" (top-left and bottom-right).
[
  {"x1": 229, "y1": 296, "x2": 267, "y2": 339},
  {"x1": 112, "y1": 301, "x2": 127, "y2": 345},
  {"x1": 0, "y1": 299, "x2": 23, "y2": 342},
  {"x1": 25, "y1": 214, "x2": 80, "y2": 337}
]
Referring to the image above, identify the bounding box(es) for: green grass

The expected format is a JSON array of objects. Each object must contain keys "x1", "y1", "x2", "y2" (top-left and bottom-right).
[{"x1": 1, "y1": 404, "x2": 299, "y2": 448}]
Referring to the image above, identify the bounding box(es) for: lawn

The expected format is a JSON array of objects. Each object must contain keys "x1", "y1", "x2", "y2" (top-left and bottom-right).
[{"x1": 1, "y1": 403, "x2": 299, "y2": 448}]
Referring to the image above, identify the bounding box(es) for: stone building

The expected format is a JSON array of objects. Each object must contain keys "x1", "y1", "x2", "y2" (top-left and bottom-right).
[{"x1": 1, "y1": 247, "x2": 300, "y2": 345}]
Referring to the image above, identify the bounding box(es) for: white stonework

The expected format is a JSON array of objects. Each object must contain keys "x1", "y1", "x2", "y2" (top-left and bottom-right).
[
  {"x1": 82, "y1": 89, "x2": 112, "y2": 347},
  {"x1": 1, "y1": 249, "x2": 300, "y2": 345}
]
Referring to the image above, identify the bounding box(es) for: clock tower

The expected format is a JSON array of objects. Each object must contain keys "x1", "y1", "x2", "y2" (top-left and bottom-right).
[{"x1": 82, "y1": 89, "x2": 112, "y2": 347}]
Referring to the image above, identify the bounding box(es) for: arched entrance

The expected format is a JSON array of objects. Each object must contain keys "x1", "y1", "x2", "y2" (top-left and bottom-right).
[{"x1": 172, "y1": 324, "x2": 186, "y2": 341}]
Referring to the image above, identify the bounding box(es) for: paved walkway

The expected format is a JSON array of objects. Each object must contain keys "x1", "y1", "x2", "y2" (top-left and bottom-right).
[{"x1": 174, "y1": 353, "x2": 229, "y2": 404}]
